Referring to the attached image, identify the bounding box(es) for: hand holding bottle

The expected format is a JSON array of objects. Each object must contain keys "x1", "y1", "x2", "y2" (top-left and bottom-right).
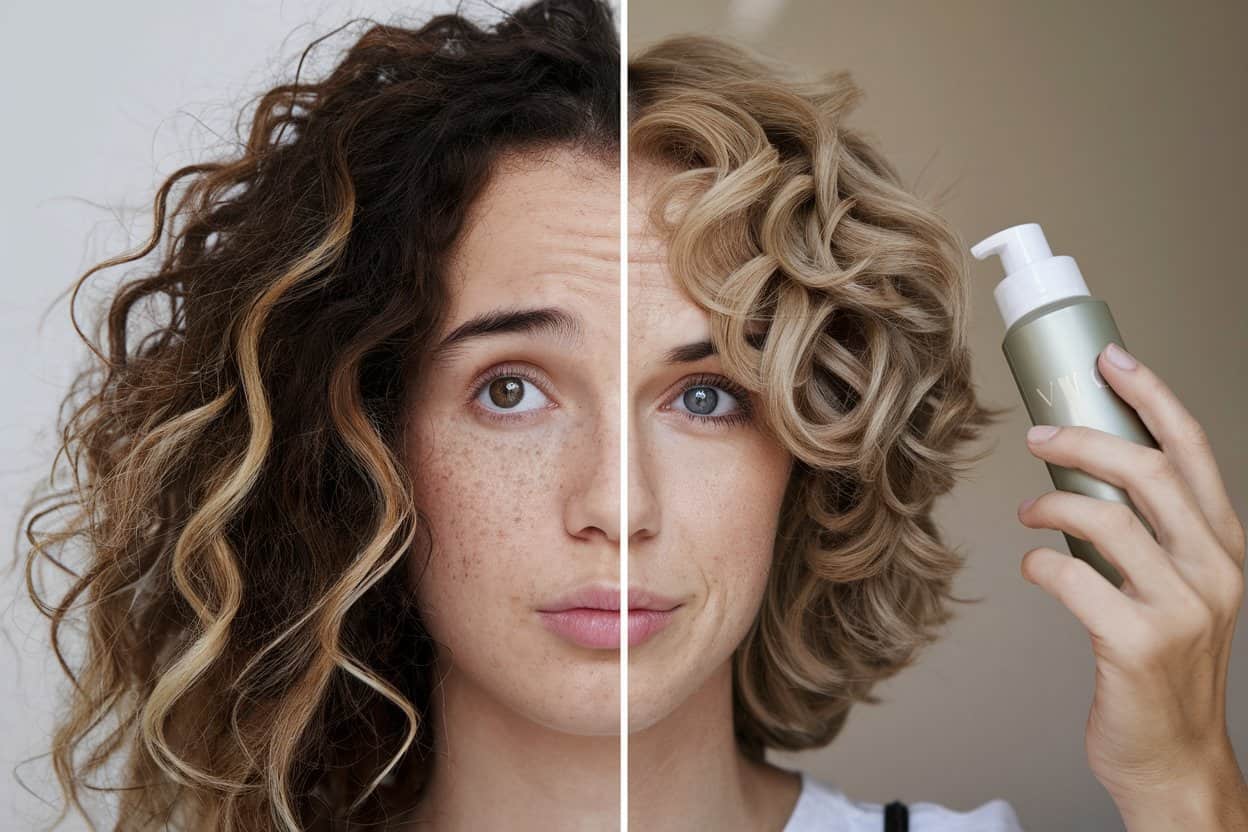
[{"x1": 1016, "y1": 342, "x2": 1248, "y2": 829}]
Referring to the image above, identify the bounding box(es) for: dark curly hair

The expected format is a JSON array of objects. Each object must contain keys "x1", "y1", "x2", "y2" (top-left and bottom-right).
[{"x1": 10, "y1": 1, "x2": 619, "y2": 829}]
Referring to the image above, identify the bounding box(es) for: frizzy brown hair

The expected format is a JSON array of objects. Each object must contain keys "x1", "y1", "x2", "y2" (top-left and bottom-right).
[
  {"x1": 10, "y1": 1, "x2": 618, "y2": 829},
  {"x1": 628, "y1": 35, "x2": 1012, "y2": 758}
]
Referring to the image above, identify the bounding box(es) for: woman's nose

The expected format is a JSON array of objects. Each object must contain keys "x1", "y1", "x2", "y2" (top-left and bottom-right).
[
  {"x1": 626, "y1": 426, "x2": 661, "y2": 545},
  {"x1": 564, "y1": 404, "x2": 621, "y2": 544}
]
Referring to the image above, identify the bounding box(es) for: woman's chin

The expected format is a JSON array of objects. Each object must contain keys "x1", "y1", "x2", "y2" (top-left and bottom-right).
[
  {"x1": 514, "y1": 663, "x2": 621, "y2": 737},
  {"x1": 626, "y1": 692, "x2": 686, "y2": 735},
  {"x1": 625, "y1": 661, "x2": 706, "y2": 735},
  {"x1": 527, "y1": 697, "x2": 621, "y2": 737}
]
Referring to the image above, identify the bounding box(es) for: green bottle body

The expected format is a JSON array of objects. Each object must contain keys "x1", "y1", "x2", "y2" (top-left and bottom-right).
[{"x1": 1002, "y1": 295, "x2": 1159, "y2": 588}]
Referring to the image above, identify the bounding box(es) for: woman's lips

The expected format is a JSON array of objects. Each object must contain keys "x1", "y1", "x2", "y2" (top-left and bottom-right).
[
  {"x1": 536, "y1": 609, "x2": 678, "y2": 649},
  {"x1": 537, "y1": 585, "x2": 681, "y2": 649},
  {"x1": 626, "y1": 609, "x2": 676, "y2": 647}
]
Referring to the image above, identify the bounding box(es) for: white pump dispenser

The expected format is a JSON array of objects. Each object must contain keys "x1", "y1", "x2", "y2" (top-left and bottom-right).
[{"x1": 970, "y1": 222, "x2": 1090, "y2": 331}]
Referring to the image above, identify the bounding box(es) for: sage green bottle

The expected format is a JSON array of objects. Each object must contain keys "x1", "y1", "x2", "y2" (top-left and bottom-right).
[{"x1": 971, "y1": 223, "x2": 1158, "y2": 590}]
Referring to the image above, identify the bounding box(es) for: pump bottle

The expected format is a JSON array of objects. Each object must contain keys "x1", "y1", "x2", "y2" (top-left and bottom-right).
[{"x1": 971, "y1": 222, "x2": 1158, "y2": 589}]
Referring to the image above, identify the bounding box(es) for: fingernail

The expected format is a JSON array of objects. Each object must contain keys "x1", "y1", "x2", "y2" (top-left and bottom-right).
[
  {"x1": 1105, "y1": 342, "x2": 1137, "y2": 370},
  {"x1": 1027, "y1": 425, "x2": 1059, "y2": 443},
  {"x1": 1019, "y1": 496, "x2": 1036, "y2": 513}
]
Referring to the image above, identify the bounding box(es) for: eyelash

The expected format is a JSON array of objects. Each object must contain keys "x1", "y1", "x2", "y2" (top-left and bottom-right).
[
  {"x1": 466, "y1": 364, "x2": 554, "y2": 424},
  {"x1": 666, "y1": 373, "x2": 754, "y2": 429}
]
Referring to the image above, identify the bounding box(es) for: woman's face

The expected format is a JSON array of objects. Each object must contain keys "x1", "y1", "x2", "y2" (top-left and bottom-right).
[
  {"x1": 404, "y1": 147, "x2": 620, "y2": 736},
  {"x1": 627, "y1": 158, "x2": 794, "y2": 732}
]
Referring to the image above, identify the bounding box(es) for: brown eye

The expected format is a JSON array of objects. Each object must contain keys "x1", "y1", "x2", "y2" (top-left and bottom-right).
[
  {"x1": 473, "y1": 372, "x2": 551, "y2": 416},
  {"x1": 488, "y1": 377, "x2": 525, "y2": 408}
]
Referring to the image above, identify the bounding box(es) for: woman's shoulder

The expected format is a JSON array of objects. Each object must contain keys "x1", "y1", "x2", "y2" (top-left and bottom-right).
[{"x1": 783, "y1": 770, "x2": 1024, "y2": 832}]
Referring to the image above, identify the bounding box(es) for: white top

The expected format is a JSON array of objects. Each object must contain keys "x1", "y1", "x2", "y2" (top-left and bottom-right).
[{"x1": 783, "y1": 771, "x2": 1025, "y2": 831}]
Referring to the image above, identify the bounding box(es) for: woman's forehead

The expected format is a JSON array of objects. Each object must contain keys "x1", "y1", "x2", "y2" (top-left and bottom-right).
[
  {"x1": 436, "y1": 147, "x2": 710, "y2": 365},
  {"x1": 439, "y1": 151, "x2": 621, "y2": 331},
  {"x1": 450, "y1": 154, "x2": 617, "y2": 264}
]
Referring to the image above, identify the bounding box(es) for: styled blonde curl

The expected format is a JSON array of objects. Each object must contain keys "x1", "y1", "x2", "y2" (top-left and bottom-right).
[{"x1": 629, "y1": 34, "x2": 1012, "y2": 758}]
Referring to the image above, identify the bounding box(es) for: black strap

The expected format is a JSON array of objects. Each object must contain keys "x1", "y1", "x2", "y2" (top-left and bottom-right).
[{"x1": 883, "y1": 800, "x2": 908, "y2": 832}]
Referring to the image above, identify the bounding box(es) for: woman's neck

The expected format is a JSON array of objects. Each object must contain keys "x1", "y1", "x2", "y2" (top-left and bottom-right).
[
  {"x1": 404, "y1": 670, "x2": 620, "y2": 830},
  {"x1": 629, "y1": 658, "x2": 802, "y2": 831},
  {"x1": 396, "y1": 657, "x2": 801, "y2": 830}
]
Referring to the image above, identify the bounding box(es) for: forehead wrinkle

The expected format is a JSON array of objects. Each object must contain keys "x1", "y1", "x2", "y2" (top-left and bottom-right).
[
  {"x1": 446, "y1": 221, "x2": 619, "y2": 316},
  {"x1": 628, "y1": 259, "x2": 691, "y2": 316}
]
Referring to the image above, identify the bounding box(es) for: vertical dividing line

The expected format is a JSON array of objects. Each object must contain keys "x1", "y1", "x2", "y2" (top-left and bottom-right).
[{"x1": 619, "y1": 0, "x2": 629, "y2": 826}]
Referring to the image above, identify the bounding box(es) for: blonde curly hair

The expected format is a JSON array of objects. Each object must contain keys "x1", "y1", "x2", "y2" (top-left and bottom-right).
[{"x1": 629, "y1": 34, "x2": 1012, "y2": 759}]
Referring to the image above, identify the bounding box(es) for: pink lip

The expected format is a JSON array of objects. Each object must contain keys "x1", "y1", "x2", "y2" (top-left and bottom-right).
[
  {"x1": 537, "y1": 584, "x2": 682, "y2": 649},
  {"x1": 626, "y1": 609, "x2": 676, "y2": 647}
]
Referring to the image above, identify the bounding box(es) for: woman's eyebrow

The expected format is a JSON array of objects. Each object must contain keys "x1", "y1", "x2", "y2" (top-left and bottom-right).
[
  {"x1": 663, "y1": 330, "x2": 766, "y2": 364},
  {"x1": 431, "y1": 305, "x2": 585, "y2": 365},
  {"x1": 664, "y1": 340, "x2": 715, "y2": 364}
]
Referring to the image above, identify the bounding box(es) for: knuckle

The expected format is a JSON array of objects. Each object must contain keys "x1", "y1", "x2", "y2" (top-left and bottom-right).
[
  {"x1": 1175, "y1": 586, "x2": 1215, "y2": 637},
  {"x1": 1141, "y1": 447, "x2": 1173, "y2": 480},
  {"x1": 1180, "y1": 418, "x2": 1212, "y2": 450},
  {"x1": 1067, "y1": 425, "x2": 1094, "y2": 446},
  {"x1": 1228, "y1": 519, "x2": 1247, "y2": 558},
  {"x1": 1211, "y1": 558, "x2": 1245, "y2": 613},
  {"x1": 1054, "y1": 566, "x2": 1084, "y2": 601},
  {"x1": 1049, "y1": 557, "x2": 1083, "y2": 597},
  {"x1": 1121, "y1": 617, "x2": 1165, "y2": 663},
  {"x1": 1108, "y1": 502, "x2": 1139, "y2": 536}
]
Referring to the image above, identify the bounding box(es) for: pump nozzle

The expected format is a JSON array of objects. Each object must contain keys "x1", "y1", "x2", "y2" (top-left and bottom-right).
[
  {"x1": 971, "y1": 223, "x2": 1053, "y2": 273},
  {"x1": 970, "y1": 222, "x2": 1090, "y2": 330}
]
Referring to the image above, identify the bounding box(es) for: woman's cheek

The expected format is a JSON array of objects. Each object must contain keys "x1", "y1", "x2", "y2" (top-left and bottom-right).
[
  {"x1": 408, "y1": 417, "x2": 562, "y2": 628},
  {"x1": 721, "y1": 445, "x2": 792, "y2": 623},
  {"x1": 714, "y1": 502, "x2": 778, "y2": 635},
  {"x1": 681, "y1": 447, "x2": 785, "y2": 616}
]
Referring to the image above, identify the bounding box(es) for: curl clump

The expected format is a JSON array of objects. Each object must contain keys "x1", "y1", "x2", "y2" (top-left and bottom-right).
[
  {"x1": 11, "y1": 1, "x2": 618, "y2": 829},
  {"x1": 629, "y1": 34, "x2": 1011, "y2": 759}
]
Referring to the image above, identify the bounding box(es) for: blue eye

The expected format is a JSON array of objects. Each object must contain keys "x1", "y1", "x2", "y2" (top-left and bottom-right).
[{"x1": 668, "y1": 374, "x2": 754, "y2": 428}]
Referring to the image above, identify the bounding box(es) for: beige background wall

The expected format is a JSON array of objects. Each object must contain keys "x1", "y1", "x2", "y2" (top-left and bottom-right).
[{"x1": 631, "y1": 1, "x2": 1247, "y2": 829}]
